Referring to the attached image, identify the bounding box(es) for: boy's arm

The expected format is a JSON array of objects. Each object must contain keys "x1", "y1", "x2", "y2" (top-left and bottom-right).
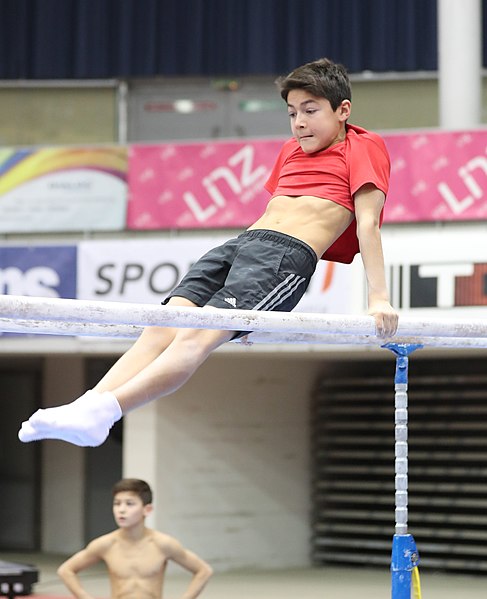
[
  {"x1": 161, "y1": 536, "x2": 213, "y2": 599},
  {"x1": 57, "y1": 541, "x2": 103, "y2": 599},
  {"x1": 354, "y1": 183, "x2": 398, "y2": 337}
]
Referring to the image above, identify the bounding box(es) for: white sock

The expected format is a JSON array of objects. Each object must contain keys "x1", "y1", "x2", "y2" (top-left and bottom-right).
[{"x1": 18, "y1": 390, "x2": 122, "y2": 447}]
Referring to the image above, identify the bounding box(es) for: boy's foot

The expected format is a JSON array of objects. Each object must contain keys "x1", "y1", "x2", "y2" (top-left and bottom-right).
[{"x1": 18, "y1": 390, "x2": 122, "y2": 447}]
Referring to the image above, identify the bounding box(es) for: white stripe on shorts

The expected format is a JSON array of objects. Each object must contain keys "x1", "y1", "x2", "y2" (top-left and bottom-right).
[{"x1": 253, "y1": 273, "x2": 306, "y2": 311}]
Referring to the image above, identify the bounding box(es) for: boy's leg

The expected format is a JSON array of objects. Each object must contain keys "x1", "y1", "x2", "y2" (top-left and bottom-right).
[
  {"x1": 94, "y1": 296, "x2": 198, "y2": 392},
  {"x1": 18, "y1": 324, "x2": 233, "y2": 446},
  {"x1": 110, "y1": 325, "x2": 234, "y2": 412},
  {"x1": 91, "y1": 327, "x2": 177, "y2": 392}
]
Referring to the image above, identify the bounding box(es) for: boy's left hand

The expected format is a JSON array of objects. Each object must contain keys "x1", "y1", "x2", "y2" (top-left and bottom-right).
[{"x1": 368, "y1": 300, "x2": 398, "y2": 338}]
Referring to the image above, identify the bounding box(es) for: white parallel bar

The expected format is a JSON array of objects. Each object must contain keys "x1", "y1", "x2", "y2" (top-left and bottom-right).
[
  {"x1": 1, "y1": 294, "x2": 487, "y2": 340},
  {"x1": 0, "y1": 318, "x2": 144, "y2": 339},
  {"x1": 249, "y1": 332, "x2": 487, "y2": 349},
  {"x1": 2, "y1": 318, "x2": 487, "y2": 349}
]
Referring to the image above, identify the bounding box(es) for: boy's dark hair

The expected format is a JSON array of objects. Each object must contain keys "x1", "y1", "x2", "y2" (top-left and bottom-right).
[
  {"x1": 276, "y1": 57, "x2": 351, "y2": 111},
  {"x1": 112, "y1": 478, "x2": 153, "y2": 505}
]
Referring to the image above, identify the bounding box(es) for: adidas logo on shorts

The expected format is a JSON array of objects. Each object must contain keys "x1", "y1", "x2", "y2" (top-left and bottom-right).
[{"x1": 223, "y1": 297, "x2": 237, "y2": 307}]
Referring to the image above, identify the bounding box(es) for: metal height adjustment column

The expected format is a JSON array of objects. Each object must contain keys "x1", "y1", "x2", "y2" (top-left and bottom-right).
[{"x1": 383, "y1": 342, "x2": 422, "y2": 599}]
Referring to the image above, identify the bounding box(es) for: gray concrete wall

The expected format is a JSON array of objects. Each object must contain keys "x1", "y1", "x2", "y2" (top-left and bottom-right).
[{"x1": 124, "y1": 350, "x2": 328, "y2": 571}]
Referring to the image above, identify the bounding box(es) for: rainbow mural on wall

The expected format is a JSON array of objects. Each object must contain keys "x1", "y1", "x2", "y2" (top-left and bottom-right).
[{"x1": 0, "y1": 146, "x2": 128, "y2": 232}]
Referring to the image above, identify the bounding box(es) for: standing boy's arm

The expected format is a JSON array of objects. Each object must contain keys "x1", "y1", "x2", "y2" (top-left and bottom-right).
[
  {"x1": 354, "y1": 183, "x2": 398, "y2": 338},
  {"x1": 57, "y1": 543, "x2": 102, "y2": 599},
  {"x1": 161, "y1": 536, "x2": 213, "y2": 599}
]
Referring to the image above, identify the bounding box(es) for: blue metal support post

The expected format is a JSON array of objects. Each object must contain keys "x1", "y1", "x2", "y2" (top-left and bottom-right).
[{"x1": 383, "y1": 343, "x2": 422, "y2": 599}]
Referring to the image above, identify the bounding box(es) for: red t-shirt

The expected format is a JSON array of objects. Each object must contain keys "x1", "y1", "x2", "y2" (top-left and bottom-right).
[{"x1": 264, "y1": 124, "x2": 390, "y2": 263}]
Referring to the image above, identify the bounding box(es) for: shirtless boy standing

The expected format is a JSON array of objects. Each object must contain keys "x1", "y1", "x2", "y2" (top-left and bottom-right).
[
  {"x1": 57, "y1": 479, "x2": 213, "y2": 599},
  {"x1": 19, "y1": 57, "x2": 398, "y2": 447}
]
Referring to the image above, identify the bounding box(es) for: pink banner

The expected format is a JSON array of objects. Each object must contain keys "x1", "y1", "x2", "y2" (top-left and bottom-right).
[
  {"x1": 385, "y1": 129, "x2": 487, "y2": 222},
  {"x1": 127, "y1": 129, "x2": 487, "y2": 229},
  {"x1": 127, "y1": 140, "x2": 282, "y2": 229}
]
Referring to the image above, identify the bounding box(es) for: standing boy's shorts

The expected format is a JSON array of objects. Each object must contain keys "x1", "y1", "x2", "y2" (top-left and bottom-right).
[{"x1": 163, "y1": 229, "x2": 318, "y2": 336}]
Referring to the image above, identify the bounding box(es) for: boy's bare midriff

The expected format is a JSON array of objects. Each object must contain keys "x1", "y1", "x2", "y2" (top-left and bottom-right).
[
  {"x1": 109, "y1": 574, "x2": 164, "y2": 599},
  {"x1": 104, "y1": 533, "x2": 166, "y2": 599},
  {"x1": 248, "y1": 194, "x2": 354, "y2": 258}
]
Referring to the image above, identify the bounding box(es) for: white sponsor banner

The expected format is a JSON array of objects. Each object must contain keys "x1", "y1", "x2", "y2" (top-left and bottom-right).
[
  {"x1": 381, "y1": 223, "x2": 487, "y2": 316},
  {"x1": 78, "y1": 236, "x2": 355, "y2": 314},
  {"x1": 0, "y1": 146, "x2": 127, "y2": 233},
  {"x1": 0, "y1": 170, "x2": 126, "y2": 233}
]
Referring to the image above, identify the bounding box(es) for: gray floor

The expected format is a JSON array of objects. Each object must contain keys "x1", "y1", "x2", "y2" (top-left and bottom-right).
[{"x1": 2, "y1": 552, "x2": 487, "y2": 598}]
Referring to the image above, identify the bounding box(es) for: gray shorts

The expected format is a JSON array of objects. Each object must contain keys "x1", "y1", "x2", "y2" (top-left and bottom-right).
[{"x1": 164, "y1": 230, "x2": 317, "y2": 335}]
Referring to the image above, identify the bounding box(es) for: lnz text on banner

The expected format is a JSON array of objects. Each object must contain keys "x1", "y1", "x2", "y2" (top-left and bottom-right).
[
  {"x1": 77, "y1": 236, "x2": 354, "y2": 315},
  {"x1": 127, "y1": 130, "x2": 487, "y2": 230},
  {"x1": 127, "y1": 140, "x2": 283, "y2": 229},
  {"x1": 0, "y1": 146, "x2": 128, "y2": 233}
]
